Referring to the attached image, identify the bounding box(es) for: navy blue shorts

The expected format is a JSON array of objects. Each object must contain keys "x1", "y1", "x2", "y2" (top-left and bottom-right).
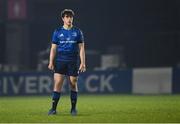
[{"x1": 54, "y1": 61, "x2": 79, "y2": 76}]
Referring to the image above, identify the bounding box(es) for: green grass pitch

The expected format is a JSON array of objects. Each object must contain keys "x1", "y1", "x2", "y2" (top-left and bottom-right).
[{"x1": 0, "y1": 95, "x2": 180, "y2": 123}]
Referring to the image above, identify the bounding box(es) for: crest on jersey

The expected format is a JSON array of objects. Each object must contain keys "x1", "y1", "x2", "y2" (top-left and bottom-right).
[{"x1": 72, "y1": 32, "x2": 77, "y2": 37}]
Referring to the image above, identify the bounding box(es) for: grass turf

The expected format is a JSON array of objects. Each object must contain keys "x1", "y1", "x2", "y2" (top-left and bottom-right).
[{"x1": 0, "y1": 95, "x2": 180, "y2": 123}]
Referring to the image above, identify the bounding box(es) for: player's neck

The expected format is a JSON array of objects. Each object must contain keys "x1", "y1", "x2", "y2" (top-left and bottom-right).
[{"x1": 63, "y1": 24, "x2": 73, "y2": 30}]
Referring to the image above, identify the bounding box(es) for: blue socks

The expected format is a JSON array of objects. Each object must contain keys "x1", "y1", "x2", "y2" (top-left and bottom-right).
[
  {"x1": 70, "y1": 90, "x2": 78, "y2": 110},
  {"x1": 52, "y1": 91, "x2": 61, "y2": 110},
  {"x1": 51, "y1": 91, "x2": 77, "y2": 111}
]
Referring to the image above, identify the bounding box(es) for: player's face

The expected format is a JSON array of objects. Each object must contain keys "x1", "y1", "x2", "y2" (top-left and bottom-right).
[{"x1": 62, "y1": 15, "x2": 73, "y2": 26}]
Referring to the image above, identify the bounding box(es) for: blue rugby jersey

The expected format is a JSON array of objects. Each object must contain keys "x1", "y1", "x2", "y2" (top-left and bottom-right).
[{"x1": 51, "y1": 26, "x2": 84, "y2": 61}]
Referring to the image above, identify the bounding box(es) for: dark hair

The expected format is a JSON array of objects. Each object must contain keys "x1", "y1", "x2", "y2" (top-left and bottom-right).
[{"x1": 61, "y1": 9, "x2": 74, "y2": 18}]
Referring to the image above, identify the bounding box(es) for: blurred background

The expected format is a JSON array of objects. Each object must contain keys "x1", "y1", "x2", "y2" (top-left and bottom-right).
[{"x1": 0, "y1": 0, "x2": 180, "y2": 95}]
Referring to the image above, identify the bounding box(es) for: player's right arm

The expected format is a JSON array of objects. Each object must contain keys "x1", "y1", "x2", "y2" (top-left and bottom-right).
[{"x1": 48, "y1": 44, "x2": 57, "y2": 70}]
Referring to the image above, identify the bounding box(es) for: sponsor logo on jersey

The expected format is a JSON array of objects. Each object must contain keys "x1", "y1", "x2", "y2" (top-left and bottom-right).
[{"x1": 60, "y1": 41, "x2": 76, "y2": 43}]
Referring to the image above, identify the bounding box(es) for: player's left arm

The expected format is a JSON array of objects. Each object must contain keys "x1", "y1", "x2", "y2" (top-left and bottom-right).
[{"x1": 79, "y1": 43, "x2": 86, "y2": 72}]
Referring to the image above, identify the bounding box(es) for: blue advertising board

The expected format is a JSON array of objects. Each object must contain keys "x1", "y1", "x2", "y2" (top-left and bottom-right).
[
  {"x1": 0, "y1": 70, "x2": 132, "y2": 96},
  {"x1": 78, "y1": 70, "x2": 132, "y2": 93},
  {"x1": 0, "y1": 72, "x2": 53, "y2": 96}
]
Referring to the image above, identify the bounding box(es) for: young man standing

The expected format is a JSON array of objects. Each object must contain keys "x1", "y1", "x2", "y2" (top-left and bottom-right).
[{"x1": 48, "y1": 9, "x2": 86, "y2": 116}]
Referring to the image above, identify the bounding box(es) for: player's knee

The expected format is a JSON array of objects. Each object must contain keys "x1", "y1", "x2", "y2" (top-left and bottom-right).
[
  {"x1": 70, "y1": 82, "x2": 76, "y2": 89},
  {"x1": 71, "y1": 78, "x2": 77, "y2": 85},
  {"x1": 70, "y1": 81, "x2": 77, "y2": 90},
  {"x1": 54, "y1": 79, "x2": 61, "y2": 85},
  {"x1": 71, "y1": 78, "x2": 78, "y2": 83}
]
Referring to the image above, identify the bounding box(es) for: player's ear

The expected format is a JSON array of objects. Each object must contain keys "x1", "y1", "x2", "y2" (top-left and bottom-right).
[{"x1": 61, "y1": 17, "x2": 64, "y2": 21}]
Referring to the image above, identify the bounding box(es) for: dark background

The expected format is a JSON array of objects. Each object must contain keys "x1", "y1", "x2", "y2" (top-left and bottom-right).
[{"x1": 0, "y1": 0, "x2": 180, "y2": 71}]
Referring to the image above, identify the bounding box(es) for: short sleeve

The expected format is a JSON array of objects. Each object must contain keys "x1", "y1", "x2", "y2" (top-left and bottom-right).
[
  {"x1": 77, "y1": 29, "x2": 84, "y2": 43},
  {"x1": 51, "y1": 29, "x2": 59, "y2": 44}
]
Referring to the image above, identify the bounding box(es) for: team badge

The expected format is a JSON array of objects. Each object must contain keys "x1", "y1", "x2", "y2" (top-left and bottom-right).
[{"x1": 72, "y1": 32, "x2": 77, "y2": 37}]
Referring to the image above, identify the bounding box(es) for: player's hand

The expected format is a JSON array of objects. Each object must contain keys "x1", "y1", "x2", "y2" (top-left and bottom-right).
[
  {"x1": 48, "y1": 63, "x2": 54, "y2": 71},
  {"x1": 79, "y1": 64, "x2": 86, "y2": 73}
]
